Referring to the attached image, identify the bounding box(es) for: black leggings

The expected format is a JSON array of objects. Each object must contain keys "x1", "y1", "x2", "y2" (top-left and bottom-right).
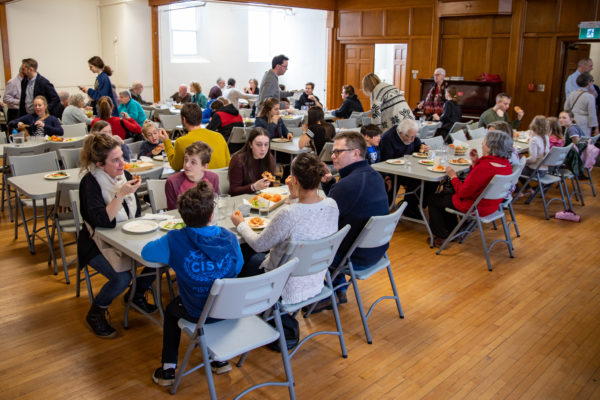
[{"x1": 427, "y1": 193, "x2": 459, "y2": 239}]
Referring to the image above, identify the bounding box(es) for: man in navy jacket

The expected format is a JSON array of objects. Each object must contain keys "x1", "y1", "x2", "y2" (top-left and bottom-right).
[{"x1": 19, "y1": 58, "x2": 60, "y2": 118}]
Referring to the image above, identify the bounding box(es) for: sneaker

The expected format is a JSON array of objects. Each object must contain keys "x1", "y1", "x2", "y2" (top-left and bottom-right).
[
  {"x1": 86, "y1": 305, "x2": 117, "y2": 339},
  {"x1": 152, "y1": 367, "x2": 175, "y2": 387},
  {"x1": 124, "y1": 290, "x2": 158, "y2": 314},
  {"x1": 336, "y1": 291, "x2": 348, "y2": 305},
  {"x1": 210, "y1": 361, "x2": 232, "y2": 375}
]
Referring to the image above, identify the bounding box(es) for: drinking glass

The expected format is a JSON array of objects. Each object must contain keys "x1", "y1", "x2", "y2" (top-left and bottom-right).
[
  {"x1": 218, "y1": 194, "x2": 230, "y2": 220},
  {"x1": 258, "y1": 198, "x2": 270, "y2": 218}
]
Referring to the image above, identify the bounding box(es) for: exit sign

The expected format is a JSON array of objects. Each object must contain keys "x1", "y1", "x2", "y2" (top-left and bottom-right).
[{"x1": 579, "y1": 27, "x2": 600, "y2": 39}]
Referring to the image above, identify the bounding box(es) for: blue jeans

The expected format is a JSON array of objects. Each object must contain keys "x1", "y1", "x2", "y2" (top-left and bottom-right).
[
  {"x1": 330, "y1": 254, "x2": 373, "y2": 293},
  {"x1": 88, "y1": 254, "x2": 155, "y2": 307}
]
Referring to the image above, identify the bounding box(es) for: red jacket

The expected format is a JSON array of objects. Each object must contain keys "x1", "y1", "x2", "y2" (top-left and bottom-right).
[
  {"x1": 91, "y1": 117, "x2": 141, "y2": 140},
  {"x1": 451, "y1": 155, "x2": 512, "y2": 216}
]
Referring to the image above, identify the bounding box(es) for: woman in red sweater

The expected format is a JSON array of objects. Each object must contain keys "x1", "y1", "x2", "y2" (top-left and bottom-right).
[
  {"x1": 428, "y1": 129, "x2": 513, "y2": 246},
  {"x1": 91, "y1": 96, "x2": 141, "y2": 140}
]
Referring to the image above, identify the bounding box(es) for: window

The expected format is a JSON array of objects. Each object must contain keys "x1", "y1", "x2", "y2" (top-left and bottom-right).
[{"x1": 168, "y1": 2, "x2": 209, "y2": 63}]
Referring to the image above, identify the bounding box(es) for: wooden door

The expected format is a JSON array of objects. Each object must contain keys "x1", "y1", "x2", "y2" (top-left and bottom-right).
[
  {"x1": 343, "y1": 44, "x2": 374, "y2": 109},
  {"x1": 393, "y1": 44, "x2": 408, "y2": 93},
  {"x1": 558, "y1": 43, "x2": 590, "y2": 109}
]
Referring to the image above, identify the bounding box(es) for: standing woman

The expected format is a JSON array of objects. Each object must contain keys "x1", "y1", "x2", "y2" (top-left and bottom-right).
[
  {"x1": 563, "y1": 72, "x2": 598, "y2": 136},
  {"x1": 80, "y1": 56, "x2": 118, "y2": 117},
  {"x1": 78, "y1": 134, "x2": 156, "y2": 338},
  {"x1": 228, "y1": 127, "x2": 276, "y2": 195},
  {"x1": 433, "y1": 86, "x2": 462, "y2": 143},
  {"x1": 362, "y1": 73, "x2": 414, "y2": 131},
  {"x1": 8, "y1": 95, "x2": 64, "y2": 137}
]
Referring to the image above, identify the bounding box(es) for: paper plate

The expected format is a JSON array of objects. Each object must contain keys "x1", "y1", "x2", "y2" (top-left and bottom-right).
[
  {"x1": 44, "y1": 172, "x2": 70, "y2": 180},
  {"x1": 158, "y1": 219, "x2": 186, "y2": 231},
  {"x1": 449, "y1": 159, "x2": 471, "y2": 166},
  {"x1": 122, "y1": 220, "x2": 159, "y2": 234},
  {"x1": 418, "y1": 159, "x2": 434, "y2": 165},
  {"x1": 245, "y1": 216, "x2": 270, "y2": 230},
  {"x1": 427, "y1": 166, "x2": 446, "y2": 173},
  {"x1": 412, "y1": 152, "x2": 429, "y2": 158},
  {"x1": 272, "y1": 138, "x2": 291, "y2": 143},
  {"x1": 385, "y1": 158, "x2": 405, "y2": 165},
  {"x1": 153, "y1": 155, "x2": 165, "y2": 161}
]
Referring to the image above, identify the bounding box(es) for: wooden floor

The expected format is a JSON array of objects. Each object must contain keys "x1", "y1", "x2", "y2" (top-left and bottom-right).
[{"x1": 1, "y1": 173, "x2": 600, "y2": 400}]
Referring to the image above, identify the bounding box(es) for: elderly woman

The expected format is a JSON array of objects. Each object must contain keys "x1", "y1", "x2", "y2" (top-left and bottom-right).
[
  {"x1": 91, "y1": 96, "x2": 142, "y2": 140},
  {"x1": 9, "y1": 95, "x2": 64, "y2": 136},
  {"x1": 190, "y1": 82, "x2": 208, "y2": 109},
  {"x1": 62, "y1": 93, "x2": 93, "y2": 126},
  {"x1": 564, "y1": 72, "x2": 598, "y2": 136},
  {"x1": 78, "y1": 134, "x2": 156, "y2": 338},
  {"x1": 117, "y1": 90, "x2": 146, "y2": 127},
  {"x1": 427, "y1": 130, "x2": 513, "y2": 247},
  {"x1": 362, "y1": 73, "x2": 414, "y2": 131},
  {"x1": 418, "y1": 67, "x2": 448, "y2": 119},
  {"x1": 244, "y1": 78, "x2": 260, "y2": 95}
]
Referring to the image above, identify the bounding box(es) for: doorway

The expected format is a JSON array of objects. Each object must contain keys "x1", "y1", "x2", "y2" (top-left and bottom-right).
[{"x1": 374, "y1": 43, "x2": 408, "y2": 93}]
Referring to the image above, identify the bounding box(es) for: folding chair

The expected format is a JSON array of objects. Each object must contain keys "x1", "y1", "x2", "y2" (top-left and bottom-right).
[
  {"x1": 171, "y1": 258, "x2": 299, "y2": 399},
  {"x1": 228, "y1": 127, "x2": 247, "y2": 155},
  {"x1": 362, "y1": 117, "x2": 372, "y2": 126},
  {"x1": 422, "y1": 136, "x2": 444, "y2": 148},
  {"x1": 143, "y1": 109, "x2": 152, "y2": 121},
  {"x1": 207, "y1": 167, "x2": 229, "y2": 195},
  {"x1": 580, "y1": 135, "x2": 599, "y2": 196},
  {"x1": 147, "y1": 179, "x2": 167, "y2": 213},
  {"x1": 418, "y1": 123, "x2": 439, "y2": 139},
  {"x1": 127, "y1": 140, "x2": 144, "y2": 158},
  {"x1": 450, "y1": 130, "x2": 468, "y2": 142},
  {"x1": 329, "y1": 204, "x2": 407, "y2": 344},
  {"x1": 282, "y1": 116, "x2": 302, "y2": 128},
  {"x1": 437, "y1": 169, "x2": 521, "y2": 271},
  {"x1": 159, "y1": 113, "x2": 183, "y2": 137},
  {"x1": 517, "y1": 144, "x2": 573, "y2": 220},
  {"x1": 503, "y1": 156, "x2": 527, "y2": 240},
  {"x1": 288, "y1": 127, "x2": 303, "y2": 137},
  {"x1": 270, "y1": 225, "x2": 350, "y2": 359},
  {"x1": 49, "y1": 181, "x2": 81, "y2": 284},
  {"x1": 349, "y1": 111, "x2": 363, "y2": 126},
  {"x1": 450, "y1": 121, "x2": 471, "y2": 134},
  {"x1": 468, "y1": 127, "x2": 486, "y2": 139},
  {"x1": 61, "y1": 123, "x2": 87, "y2": 138},
  {"x1": 58, "y1": 148, "x2": 82, "y2": 169},
  {"x1": 335, "y1": 119, "x2": 358, "y2": 129},
  {"x1": 319, "y1": 142, "x2": 334, "y2": 163}
]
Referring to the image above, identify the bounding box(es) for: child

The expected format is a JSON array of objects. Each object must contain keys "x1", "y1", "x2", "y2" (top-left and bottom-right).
[
  {"x1": 165, "y1": 141, "x2": 220, "y2": 210},
  {"x1": 138, "y1": 121, "x2": 165, "y2": 158},
  {"x1": 547, "y1": 117, "x2": 564, "y2": 148},
  {"x1": 523, "y1": 115, "x2": 550, "y2": 177},
  {"x1": 143, "y1": 181, "x2": 244, "y2": 387},
  {"x1": 361, "y1": 124, "x2": 382, "y2": 164}
]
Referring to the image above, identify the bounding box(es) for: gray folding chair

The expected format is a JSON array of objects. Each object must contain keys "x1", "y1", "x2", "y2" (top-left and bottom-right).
[
  {"x1": 580, "y1": 135, "x2": 599, "y2": 196},
  {"x1": 282, "y1": 116, "x2": 302, "y2": 128},
  {"x1": 362, "y1": 117, "x2": 372, "y2": 126},
  {"x1": 171, "y1": 258, "x2": 299, "y2": 399},
  {"x1": 349, "y1": 111, "x2": 363, "y2": 126},
  {"x1": 269, "y1": 225, "x2": 350, "y2": 359},
  {"x1": 418, "y1": 123, "x2": 439, "y2": 139},
  {"x1": 450, "y1": 121, "x2": 471, "y2": 134},
  {"x1": 10, "y1": 152, "x2": 61, "y2": 254},
  {"x1": 49, "y1": 181, "x2": 81, "y2": 284},
  {"x1": 61, "y1": 123, "x2": 87, "y2": 138},
  {"x1": 517, "y1": 144, "x2": 573, "y2": 220},
  {"x1": 208, "y1": 167, "x2": 229, "y2": 195},
  {"x1": 58, "y1": 148, "x2": 82, "y2": 169},
  {"x1": 329, "y1": 204, "x2": 407, "y2": 344},
  {"x1": 159, "y1": 113, "x2": 183, "y2": 138},
  {"x1": 503, "y1": 156, "x2": 527, "y2": 241},
  {"x1": 127, "y1": 140, "x2": 144, "y2": 157},
  {"x1": 228, "y1": 126, "x2": 247, "y2": 154},
  {"x1": 437, "y1": 169, "x2": 521, "y2": 271},
  {"x1": 143, "y1": 109, "x2": 152, "y2": 121},
  {"x1": 288, "y1": 127, "x2": 303, "y2": 137},
  {"x1": 468, "y1": 127, "x2": 486, "y2": 139},
  {"x1": 422, "y1": 136, "x2": 444, "y2": 148},
  {"x1": 147, "y1": 179, "x2": 167, "y2": 213},
  {"x1": 450, "y1": 130, "x2": 468, "y2": 142},
  {"x1": 319, "y1": 142, "x2": 334, "y2": 163},
  {"x1": 335, "y1": 119, "x2": 358, "y2": 129}
]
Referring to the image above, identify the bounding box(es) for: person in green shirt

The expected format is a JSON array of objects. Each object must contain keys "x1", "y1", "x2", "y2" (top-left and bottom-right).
[
  {"x1": 117, "y1": 90, "x2": 146, "y2": 127},
  {"x1": 478, "y1": 92, "x2": 524, "y2": 129},
  {"x1": 190, "y1": 82, "x2": 208, "y2": 109}
]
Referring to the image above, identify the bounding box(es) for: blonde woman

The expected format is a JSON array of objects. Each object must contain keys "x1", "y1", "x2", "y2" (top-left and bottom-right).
[{"x1": 362, "y1": 73, "x2": 414, "y2": 130}]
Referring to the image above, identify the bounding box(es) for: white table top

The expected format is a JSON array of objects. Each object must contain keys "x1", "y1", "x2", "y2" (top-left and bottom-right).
[{"x1": 270, "y1": 137, "x2": 311, "y2": 155}]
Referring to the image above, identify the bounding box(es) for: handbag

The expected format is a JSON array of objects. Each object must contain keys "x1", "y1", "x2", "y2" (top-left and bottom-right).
[
  {"x1": 85, "y1": 221, "x2": 136, "y2": 272},
  {"x1": 435, "y1": 176, "x2": 455, "y2": 195},
  {"x1": 554, "y1": 210, "x2": 580, "y2": 222},
  {"x1": 565, "y1": 91, "x2": 585, "y2": 113}
]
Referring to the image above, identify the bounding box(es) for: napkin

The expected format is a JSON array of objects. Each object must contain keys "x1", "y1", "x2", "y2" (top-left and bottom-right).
[
  {"x1": 141, "y1": 213, "x2": 172, "y2": 221},
  {"x1": 140, "y1": 156, "x2": 153, "y2": 163}
]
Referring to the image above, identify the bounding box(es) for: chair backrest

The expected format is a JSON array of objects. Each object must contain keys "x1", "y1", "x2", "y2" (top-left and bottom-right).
[
  {"x1": 4, "y1": 143, "x2": 47, "y2": 160},
  {"x1": 147, "y1": 179, "x2": 167, "y2": 213},
  {"x1": 336, "y1": 119, "x2": 358, "y2": 129},
  {"x1": 319, "y1": 142, "x2": 334, "y2": 163},
  {"x1": 123, "y1": 137, "x2": 134, "y2": 144},
  {"x1": 449, "y1": 121, "x2": 468, "y2": 134},
  {"x1": 127, "y1": 140, "x2": 144, "y2": 157},
  {"x1": 228, "y1": 127, "x2": 247, "y2": 144},
  {"x1": 143, "y1": 109, "x2": 152, "y2": 121},
  {"x1": 288, "y1": 127, "x2": 303, "y2": 137},
  {"x1": 419, "y1": 124, "x2": 438, "y2": 139},
  {"x1": 422, "y1": 136, "x2": 444, "y2": 148},
  {"x1": 345, "y1": 203, "x2": 406, "y2": 256},
  {"x1": 58, "y1": 148, "x2": 82, "y2": 169},
  {"x1": 10, "y1": 151, "x2": 60, "y2": 176},
  {"x1": 138, "y1": 166, "x2": 163, "y2": 182},
  {"x1": 541, "y1": 143, "x2": 573, "y2": 168},
  {"x1": 208, "y1": 167, "x2": 229, "y2": 195},
  {"x1": 481, "y1": 169, "x2": 521, "y2": 200},
  {"x1": 512, "y1": 156, "x2": 527, "y2": 175},
  {"x1": 466, "y1": 121, "x2": 479, "y2": 131},
  {"x1": 468, "y1": 127, "x2": 486, "y2": 139},
  {"x1": 280, "y1": 225, "x2": 350, "y2": 277},
  {"x1": 159, "y1": 113, "x2": 182, "y2": 130},
  {"x1": 201, "y1": 257, "x2": 298, "y2": 321},
  {"x1": 450, "y1": 130, "x2": 468, "y2": 142},
  {"x1": 239, "y1": 108, "x2": 252, "y2": 118},
  {"x1": 588, "y1": 135, "x2": 600, "y2": 146},
  {"x1": 282, "y1": 117, "x2": 302, "y2": 128},
  {"x1": 68, "y1": 189, "x2": 83, "y2": 237},
  {"x1": 46, "y1": 139, "x2": 85, "y2": 154},
  {"x1": 54, "y1": 181, "x2": 80, "y2": 210},
  {"x1": 362, "y1": 117, "x2": 372, "y2": 126},
  {"x1": 61, "y1": 123, "x2": 87, "y2": 138},
  {"x1": 0, "y1": 132, "x2": 6, "y2": 144}
]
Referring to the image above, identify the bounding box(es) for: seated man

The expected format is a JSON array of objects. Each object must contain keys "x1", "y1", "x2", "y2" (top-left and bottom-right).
[
  {"x1": 130, "y1": 80, "x2": 152, "y2": 106},
  {"x1": 159, "y1": 103, "x2": 231, "y2": 170},
  {"x1": 143, "y1": 182, "x2": 243, "y2": 386},
  {"x1": 205, "y1": 98, "x2": 244, "y2": 143},
  {"x1": 170, "y1": 84, "x2": 192, "y2": 104},
  {"x1": 317, "y1": 131, "x2": 389, "y2": 309},
  {"x1": 118, "y1": 90, "x2": 146, "y2": 127},
  {"x1": 295, "y1": 82, "x2": 323, "y2": 110},
  {"x1": 478, "y1": 92, "x2": 524, "y2": 129},
  {"x1": 331, "y1": 85, "x2": 364, "y2": 119},
  {"x1": 380, "y1": 118, "x2": 431, "y2": 219}
]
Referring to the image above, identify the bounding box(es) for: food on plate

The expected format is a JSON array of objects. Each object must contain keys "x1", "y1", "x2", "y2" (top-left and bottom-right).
[
  {"x1": 432, "y1": 165, "x2": 446, "y2": 172},
  {"x1": 45, "y1": 172, "x2": 69, "y2": 179},
  {"x1": 450, "y1": 158, "x2": 470, "y2": 164},
  {"x1": 49, "y1": 135, "x2": 63, "y2": 142},
  {"x1": 250, "y1": 193, "x2": 283, "y2": 207},
  {"x1": 262, "y1": 171, "x2": 278, "y2": 182},
  {"x1": 162, "y1": 221, "x2": 186, "y2": 230},
  {"x1": 413, "y1": 152, "x2": 429, "y2": 158},
  {"x1": 124, "y1": 162, "x2": 140, "y2": 170},
  {"x1": 419, "y1": 159, "x2": 434, "y2": 165},
  {"x1": 248, "y1": 217, "x2": 266, "y2": 228},
  {"x1": 514, "y1": 106, "x2": 523, "y2": 113}
]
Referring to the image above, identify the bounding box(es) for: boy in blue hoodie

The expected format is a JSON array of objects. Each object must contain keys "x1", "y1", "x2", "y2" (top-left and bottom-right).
[
  {"x1": 143, "y1": 181, "x2": 243, "y2": 387},
  {"x1": 361, "y1": 124, "x2": 382, "y2": 165}
]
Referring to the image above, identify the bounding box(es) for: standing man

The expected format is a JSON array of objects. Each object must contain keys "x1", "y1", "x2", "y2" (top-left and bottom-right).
[
  {"x1": 130, "y1": 81, "x2": 152, "y2": 105},
  {"x1": 295, "y1": 82, "x2": 323, "y2": 110},
  {"x1": 3, "y1": 65, "x2": 25, "y2": 123},
  {"x1": 256, "y1": 54, "x2": 294, "y2": 115},
  {"x1": 478, "y1": 93, "x2": 524, "y2": 129},
  {"x1": 565, "y1": 58, "x2": 597, "y2": 98},
  {"x1": 19, "y1": 58, "x2": 60, "y2": 117}
]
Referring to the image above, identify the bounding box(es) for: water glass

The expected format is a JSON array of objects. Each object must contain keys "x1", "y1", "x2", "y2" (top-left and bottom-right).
[
  {"x1": 258, "y1": 198, "x2": 270, "y2": 218},
  {"x1": 218, "y1": 194, "x2": 230, "y2": 220}
]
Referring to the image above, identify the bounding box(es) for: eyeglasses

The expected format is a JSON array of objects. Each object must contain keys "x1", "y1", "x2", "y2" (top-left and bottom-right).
[{"x1": 331, "y1": 148, "x2": 357, "y2": 157}]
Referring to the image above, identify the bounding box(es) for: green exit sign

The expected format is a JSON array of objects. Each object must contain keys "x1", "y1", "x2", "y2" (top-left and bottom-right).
[{"x1": 580, "y1": 27, "x2": 600, "y2": 39}]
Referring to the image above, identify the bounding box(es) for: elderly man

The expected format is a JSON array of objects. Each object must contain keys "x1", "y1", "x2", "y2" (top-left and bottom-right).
[
  {"x1": 417, "y1": 67, "x2": 447, "y2": 119},
  {"x1": 118, "y1": 90, "x2": 146, "y2": 127},
  {"x1": 19, "y1": 58, "x2": 60, "y2": 117},
  {"x1": 478, "y1": 92, "x2": 524, "y2": 128},
  {"x1": 380, "y1": 118, "x2": 431, "y2": 219},
  {"x1": 256, "y1": 54, "x2": 295, "y2": 115},
  {"x1": 295, "y1": 82, "x2": 323, "y2": 110},
  {"x1": 3, "y1": 65, "x2": 25, "y2": 123},
  {"x1": 170, "y1": 84, "x2": 191, "y2": 104},
  {"x1": 209, "y1": 78, "x2": 226, "y2": 100},
  {"x1": 565, "y1": 58, "x2": 597, "y2": 98},
  {"x1": 130, "y1": 81, "x2": 152, "y2": 105}
]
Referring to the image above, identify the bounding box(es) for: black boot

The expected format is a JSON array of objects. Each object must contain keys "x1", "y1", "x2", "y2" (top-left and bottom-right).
[
  {"x1": 124, "y1": 289, "x2": 158, "y2": 314},
  {"x1": 86, "y1": 303, "x2": 117, "y2": 339}
]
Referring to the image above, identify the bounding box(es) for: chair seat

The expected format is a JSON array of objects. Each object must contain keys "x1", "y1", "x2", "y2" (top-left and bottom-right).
[
  {"x1": 479, "y1": 209, "x2": 505, "y2": 223},
  {"x1": 559, "y1": 168, "x2": 574, "y2": 178},
  {"x1": 179, "y1": 316, "x2": 279, "y2": 362},
  {"x1": 526, "y1": 173, "x2": 561, "y2": 185},
  {"x1": 346, "y1": 255, "x2": 391, "y2": 280},
  {"x1": 280, "y1": 285, "x2": 333, "y2": 313},
  {"x1": 22, "y1": 198, "x2": 55, "y2": 208}
]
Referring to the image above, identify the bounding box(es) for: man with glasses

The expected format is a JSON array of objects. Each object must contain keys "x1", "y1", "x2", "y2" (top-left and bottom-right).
[
  {"x1": 314, "y1": 131, "x2": 388, "y2": 311},
  {"x1": 256, "y1": 54, "x2": 295, "y2": 115}
]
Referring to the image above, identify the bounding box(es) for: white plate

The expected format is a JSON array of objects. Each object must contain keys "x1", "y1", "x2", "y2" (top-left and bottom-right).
[
  {"x1": 140, "y1": 156, "x2": 153, "y2": 163},
  {"x1": 122, "y1": 220, "x2": 159, "y2": 234},
  {"x1": 272, "y1": 138, "x2": 291, "y2": 143},
  {"x1": 245, "y1": 216, "x2": 270, "y2": 230},
  {"x1": 418, "y1": 159, "x2": 434, "y2": 165},
  {"x1": 449, "y1": 159, "x2": 471, "y2": 166},
  {"x1": 516, "y1": 138, "x2": 529, "y2": 143},
  {"x1": 44, "y1": 172, "x2": 70, "y2": 180},
  {"x1": 412, "y1": 152, "x2": 430, "y2": 158},
  {"x1": 260, "y1": 186, "x2": 290, "y2": 195},
  {"x1": 153, "y1": 155, "x2": 165, "y2": 161},
  {"x1": 385, "y1": 158, "x2": 405, "y2": 165},
  {"x1": 158, "y1": 219, "x2": 186, "y2": 231},
  {"x1": 427, "y1": 166, "x2": 446, "y2": 173}
]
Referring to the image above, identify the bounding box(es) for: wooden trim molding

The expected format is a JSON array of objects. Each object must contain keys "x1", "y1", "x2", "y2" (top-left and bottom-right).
[
  {"x1": 151, "y1": 5, "x2": 160, "y2": 102},
  {"x1": 148, "y1": 0, "x2": 335, "y2": 11},
  {"x1": 0, "y1": 3, "x2": 11, "y2": 83}
]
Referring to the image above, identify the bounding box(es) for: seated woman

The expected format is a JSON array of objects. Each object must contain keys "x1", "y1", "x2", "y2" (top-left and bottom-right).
[
  {"x1": 427, "y1": 129, "x2": 513, "y2": 247},
  {"x1": 117, "y1": 90, "x2": 146, "y2": 127},
  {"x1": 559, "y1": 110, "x2": 584, "y2": 145},
  {"x1": 231, "y1": 152, "x2": 338, "y2": 304},
  {"x1": 190, "y1": 81, "x2": 208, "y2": 109},
  {"x1": 90, "y1": 120, "x2": 133, "y2": 162},
  {"x1": 299, "y1": 106, "x2": 335, "y2": 155},
  {"x1": 165, "y1": 141, "x2": 219, "y2": 209},
  {"x1": 255, "y1": 97, "x2": 293, "y2": 140},
  {"x1": 91, "y1": 96, "x2": 142, "y2": 140},
  {"x1": 9, "y1": 95, "x2": 63, "y2": 137},
  {"x1": 78, "y1": 134, "x2": 156, "y2": 338},
  {"x1": 201, "y1": 86, "x2": 223, "y2": 124},
  {"x1": 62, "y1": 93, "x2": 93, "y2": 126},
  {"x1": 228, "y1": 127, "x2": 275, "y2": 195},
  {"x1": 433, "y1": 86, "x2": 462, "y2": 143}
]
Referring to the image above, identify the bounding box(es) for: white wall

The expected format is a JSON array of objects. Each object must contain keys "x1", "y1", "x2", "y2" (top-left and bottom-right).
[
  {"x1": 374, "y1": 44, "x2": 395, "y2": 85},
  {"x1": 158, "y1": 3, "x2": 328, "y2": 106}
]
